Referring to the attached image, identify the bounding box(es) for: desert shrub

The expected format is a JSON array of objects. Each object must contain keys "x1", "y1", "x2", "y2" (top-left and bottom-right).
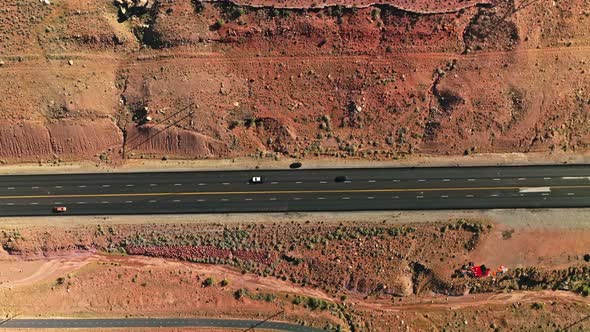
[
  {"x1": 229, "y1": 120, "x2": 241, "y2": 129},
  {"x1": 220, "y1": 279, "x2": 229, "y2": 287},
  {"x1": 502, "y1": 229, "x2": 515, "y2": 240},
  {"x1": 203, "y1": 277, "x2": 215, "y2": 287},
  {"x1": 306, "y1": 297, "x2": 328, "y2": 310},
  {"x1": 234, "y1": 288, "x2": 249, "y2": 299},
  {"x1": 213, "y1": 19, "x2": 225, "y2": 30}
]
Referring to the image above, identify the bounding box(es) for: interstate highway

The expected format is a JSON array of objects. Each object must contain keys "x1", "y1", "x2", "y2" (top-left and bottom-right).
[
  {"x1": 0, "y1": 165, "x2": 588, "y2": 216},
  {"x1": 0, "y1": 318, "x2": 323, "y2": 331}
]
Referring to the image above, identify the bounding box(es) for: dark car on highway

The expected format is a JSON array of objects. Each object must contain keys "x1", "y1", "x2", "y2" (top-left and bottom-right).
[{"x1": 334, "y1": 176, "x2": 350, "y2": 182}]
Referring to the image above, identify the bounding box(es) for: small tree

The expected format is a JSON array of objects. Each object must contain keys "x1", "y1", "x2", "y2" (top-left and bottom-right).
[{"x1": 220, "y1": 279, "x2": 229, "y2": 287}]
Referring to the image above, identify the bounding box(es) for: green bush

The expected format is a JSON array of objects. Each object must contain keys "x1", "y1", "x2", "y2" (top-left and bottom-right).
[
  {"x1": 234, "y1": 288, "x2": 249, "y2": 299},
  {"x1": 203, "y1": 277, "x2": 215, "y2": 287},
  {"x1": 213, "y1": 19, "x2": 225, "y2": 30}
]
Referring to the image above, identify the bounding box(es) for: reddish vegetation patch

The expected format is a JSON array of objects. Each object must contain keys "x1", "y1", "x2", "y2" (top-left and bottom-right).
[
  {"x1": 126, "y1": 245, "x2": 275, "y2": 265},
  {"x1": 230, "y1": 0, "x2": 491, "y2": 13}
]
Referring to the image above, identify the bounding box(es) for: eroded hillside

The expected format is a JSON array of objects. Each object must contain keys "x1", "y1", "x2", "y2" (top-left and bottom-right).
[{"x1": 0, "y1": 0, "x2": 589, "y2": 163}]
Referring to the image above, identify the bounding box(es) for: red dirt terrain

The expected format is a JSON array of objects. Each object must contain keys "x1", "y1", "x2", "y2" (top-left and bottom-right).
[
  {"x1": 2, "y1": 218, "x2": 590, "y2": 330},
  {"x1": 0, "y1": 0, "x2": 588, "y2": 163}
]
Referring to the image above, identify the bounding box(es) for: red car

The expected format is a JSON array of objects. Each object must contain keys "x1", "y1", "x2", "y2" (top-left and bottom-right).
[{"x1": 53, "y1": 206, "x2": 67, "y2": 213}]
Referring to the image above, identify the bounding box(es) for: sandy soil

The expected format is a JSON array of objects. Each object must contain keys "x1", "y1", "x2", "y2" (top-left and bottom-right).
[
  {"x1": 2, "y1": 208, "x2": 590, "y2": 229},
  {"x1": 0, "y1": 251, "x2": 95, "y2": 288},
  {"x1": 0, "y1": 150, "x2": 588, "y2": 175}
]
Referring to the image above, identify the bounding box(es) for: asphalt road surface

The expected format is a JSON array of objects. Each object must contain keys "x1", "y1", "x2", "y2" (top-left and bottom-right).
[
  {"x1": 0, "y1": 165, "x2": 588, "y2": 216},
  {"x1": 0, "y1": 318, "x2": 323, "y2": 331}
]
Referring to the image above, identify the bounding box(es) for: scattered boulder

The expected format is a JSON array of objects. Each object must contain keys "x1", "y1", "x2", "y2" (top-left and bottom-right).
[
  {"x1": 114, "y1": 0, "x2": 156, "y2": 19},
  {"x1": 390, "y1": 274, "x2": 413, "y2": 297}
]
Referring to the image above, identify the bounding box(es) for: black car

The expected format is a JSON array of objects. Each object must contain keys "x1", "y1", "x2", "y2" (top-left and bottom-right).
[{"x1": 334, "y1": 176, "x2": 350, "y2": 182}]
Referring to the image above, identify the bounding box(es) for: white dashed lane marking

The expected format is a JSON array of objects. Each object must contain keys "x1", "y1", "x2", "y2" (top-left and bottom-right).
[
  {"x1": 7, "y1": 187, "x2": 14, "y2": 190},
  {"x1": 295, "y1": 181, "x2": 303, "y2": 184},
  {"x1": 319, "y1": 181, "x2": 328, "y2": 184},
  {"x1": 78, "y1": 185, "x2": 86, "y2": 188},
  {"x1": 418, "y1": 179, "x2": 426, "y2": 182},
  {"x1": 342, "y1": 197, "x2": 350, "y2": 200},
  {"x1": 467, "y1": 179, "x2": 475, "y2": 182},
  {"x1": 32, "y1": 186, "x2": 39, "y2": 189},
  {"x1": 126, "y1": 184, "x2": 134, "y2": 187},
  {"x1": 101, "y1": 201, "x2": 109, "y2": 204},
  {"x1": 493, "y1": 178, "x2": 501, "y2": 181},
  {"x1": 174, "y1": 184, "x2": 182, "y2": 186},
  {"x1": 443, "y1": 179, "x2": 451, "y2": 182},
  {"x1": 149, "y1": 200, "x2": 157, "y2": 203},
  {"x1": 367, "y1": 196, "x2": 375, "y2": 199},
  {"x1": 368, "y1": 180, "x2": 376, "y2": 183},
  {"x1": 441, "y1": 195, "x2": 448, "y2": 198},
  {"x1": 101, "y1": 185, "x2": 111, "y2": 188}
]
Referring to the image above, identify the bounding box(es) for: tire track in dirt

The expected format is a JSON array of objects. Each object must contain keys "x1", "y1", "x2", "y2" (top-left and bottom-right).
[
  {"x1": 360, "y1": 290, "x2": 590, "y2": 313},
  {"x1": 2, "y1": 45, "x2": 589, "y2": 73}
]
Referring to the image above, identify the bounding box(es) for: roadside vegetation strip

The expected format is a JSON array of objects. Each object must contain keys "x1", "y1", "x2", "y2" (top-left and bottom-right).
[
  {"x1": 0, "y1": 185, "x2": 590, "y2": 200},
  {"x1": 0, "y1": 318, "x2": 324, "y2": 331}
]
